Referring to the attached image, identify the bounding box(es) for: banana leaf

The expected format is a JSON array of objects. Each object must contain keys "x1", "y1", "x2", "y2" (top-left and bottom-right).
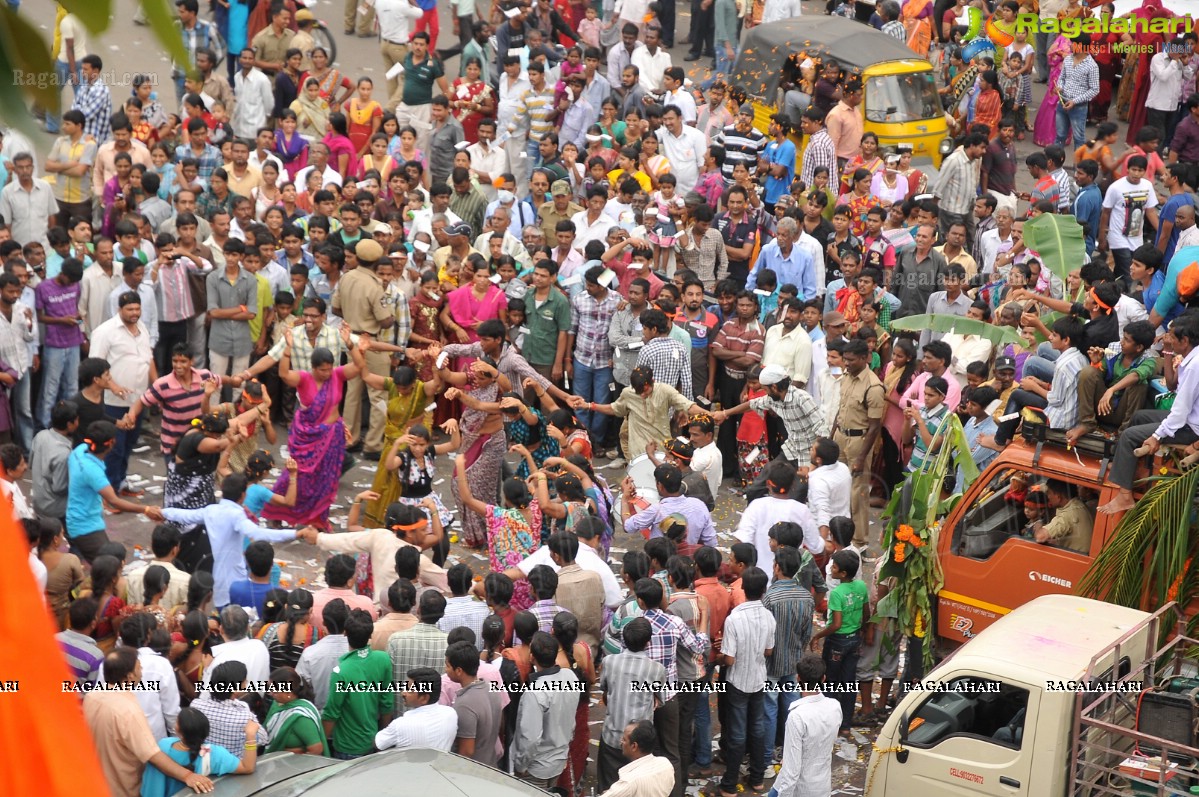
[
  {"x1": 889, "y1": 314, "x2": 1025, "y2": 347},
  {"x1": 1022, "y1": 211, "x2": 1088, "y2": 288}
]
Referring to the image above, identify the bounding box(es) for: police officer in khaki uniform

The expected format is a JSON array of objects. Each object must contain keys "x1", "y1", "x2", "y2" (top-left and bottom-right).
[
  {"x1": 831, "y1": 339, "x2": 885, "y2": 547},
  {"x1": 333, "y1": 239, "x2": 395, "y2": 456}
]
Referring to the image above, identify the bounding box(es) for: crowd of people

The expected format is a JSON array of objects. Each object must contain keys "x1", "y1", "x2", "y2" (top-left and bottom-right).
[{"x1": 4, "y1": 0, "x2": 1199, "y2": 795}]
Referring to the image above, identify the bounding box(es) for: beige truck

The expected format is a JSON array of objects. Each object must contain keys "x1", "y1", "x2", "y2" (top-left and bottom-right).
[{"x1": 865, "y1": 595, "x2": 1199, "y2": 797}]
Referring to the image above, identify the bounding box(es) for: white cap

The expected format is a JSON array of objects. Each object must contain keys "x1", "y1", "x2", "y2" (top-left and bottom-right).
[{"x1": 758, "y1": 365, "x2": 789, "y2": 386}]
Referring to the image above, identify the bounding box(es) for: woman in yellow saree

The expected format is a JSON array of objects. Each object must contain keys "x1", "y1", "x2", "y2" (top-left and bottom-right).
[{"x1": 361, "y1": 365, "x2": 441, "y2": 526}]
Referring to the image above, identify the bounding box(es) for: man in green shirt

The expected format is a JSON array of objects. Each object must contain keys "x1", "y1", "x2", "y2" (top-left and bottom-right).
[
  {"x1": 810, "y1": 549, "x2": 870, "y2": 734},
  {"x1": 323, "y1": 609, "x2": 396, "y2": 758},
  {"x1": 1066, "y1": 320, "x2": 1156, "y2": 446},
  {"x1": 523, "y1": 260, "x2": 572, "y2": 383},
  {"x1": 396, "y1": 31, "x2": 450, "y2": 153}
]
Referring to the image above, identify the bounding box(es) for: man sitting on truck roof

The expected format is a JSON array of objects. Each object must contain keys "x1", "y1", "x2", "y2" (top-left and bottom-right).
[
  {"x1": 1100, "y1": 314, "x2": 1199, "y2": 515},
  {"x1": 1064, "y1": 320, "x2": 1156, "y2": 447},
  {"x1": 984, "y1": 317, "x2": 1087, "y2": 448},
  {"x1": 1031, "y1": 479, "x2": 1093, "y2": 553}
]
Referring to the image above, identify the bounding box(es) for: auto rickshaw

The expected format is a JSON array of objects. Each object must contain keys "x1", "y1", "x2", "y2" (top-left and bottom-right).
[{"x1": 729, "y1": 17, "x2": 952, "y2": 170}]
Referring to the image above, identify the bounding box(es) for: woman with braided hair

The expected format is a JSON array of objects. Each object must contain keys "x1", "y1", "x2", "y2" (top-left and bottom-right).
[{"x1": 140, "y1": 706, "x2": 258, "y2": 796}]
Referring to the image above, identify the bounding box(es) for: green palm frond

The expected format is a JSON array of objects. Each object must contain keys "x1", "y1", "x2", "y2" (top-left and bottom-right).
[
  {"x1": 889, "y1": 314, "x2": 1025, "y2": 347},
  {"x1": 1022, "y1": 212, "x2": 1088, "y2": 288},
  {"x1": 1079, "y1": 467, "x2": 1199, "y2": 606}
]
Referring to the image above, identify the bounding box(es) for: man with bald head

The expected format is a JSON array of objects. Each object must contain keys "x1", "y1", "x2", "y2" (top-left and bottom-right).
[{"x1": 475, "y1": 206, "x2": 531, "y2": 268}]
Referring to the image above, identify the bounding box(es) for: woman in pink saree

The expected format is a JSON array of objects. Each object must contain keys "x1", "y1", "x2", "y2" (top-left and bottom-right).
[
  {"x1": 440, "y1": 357, "x2": 512, "y2": 548},
  {"x1": 1033, "y1": 35, "x2": 1073, "y2": 147},
  {"x1": 262, "y1": 329, "x2": 367, "y2": 529},
  {"x1": 441, "y1": 264, "x2": 509, "y2": 370}
]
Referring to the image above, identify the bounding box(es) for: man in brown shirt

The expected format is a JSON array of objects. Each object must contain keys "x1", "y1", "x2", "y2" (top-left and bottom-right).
[
  {"x1": 84, "y1": 647, "x2": 215, "y2": 796},
  {"x1": 831, "y1": 339, "x2": 885, "y2": 547},
  {"x1": 333, "y1": 238, "x2": 394, "y2": 456},
  {"x1": 548, "y1": 530, "x2": 605, "y2": 658},
  {"x1": 251, "y1": 4, "x2": 293, "y2": 77},
  {"x1": 539, "y1": 181, "x2": 584, "y2": 243},
  {"x1": 371, "y1": 578, "x2": 420, "y2": 650}
]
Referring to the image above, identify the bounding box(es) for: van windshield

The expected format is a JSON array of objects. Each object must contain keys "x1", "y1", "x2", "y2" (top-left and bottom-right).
[{"x1": 864, "y1": 73, "x2": 940, "y2": 123}]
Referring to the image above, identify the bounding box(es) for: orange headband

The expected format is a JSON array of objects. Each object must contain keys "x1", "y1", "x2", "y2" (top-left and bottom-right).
[
  {"x1": 391, "y1": 520, "x2": 428, "y2": 532},
  {"x1": 1089, "y1": 288, "x2": 1112, "y2": 312}
]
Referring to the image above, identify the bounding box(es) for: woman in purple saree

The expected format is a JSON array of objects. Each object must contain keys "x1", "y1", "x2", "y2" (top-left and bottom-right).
[{"x1": 262, "y1": 328, "x2": 367, "y2": 529}]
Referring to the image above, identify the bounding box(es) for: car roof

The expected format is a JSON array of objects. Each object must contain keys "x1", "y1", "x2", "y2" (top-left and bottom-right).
[
  {"x1": 731, "y1": 17, "x2": 927, "y2": 99},
  {"x1": 176, "y1": 749, "x2": 553, "y2": 797},
  {"x1": 934, "y1": 595, "x2": 1149, "y2": 682}
]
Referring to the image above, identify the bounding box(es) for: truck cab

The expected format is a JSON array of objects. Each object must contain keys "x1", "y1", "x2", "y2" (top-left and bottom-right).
[
  {"x1": 935, "y1": 429, "x2": 1123, "y2": 647},
  {"x1": 866, "y1": 595, "x2": 1164, "y2": 797}
]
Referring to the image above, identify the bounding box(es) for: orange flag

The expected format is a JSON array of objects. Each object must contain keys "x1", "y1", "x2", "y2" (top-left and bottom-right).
[{"x1": 0, "y1": 503, "x2": 112, "y2": 797}]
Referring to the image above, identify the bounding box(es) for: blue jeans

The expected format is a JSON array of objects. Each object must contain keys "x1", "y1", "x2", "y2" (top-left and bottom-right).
[
  {"x1": 761, "y1": 675, "x2": 797, "y2": 767},
  {"x1": 714, "y1": 46, "x2": 736, "y2": 79},
  {"x1": 823, "y1": 632, "x2": 862, "y2": 730},
  {"x1": 572, "y1": 360, "x2": 612, "y2": 443},
  {"x1": 526, "y1": 136, "x2": 542, "y2": 167},
  {"x1": 692, "y1": 669, "x2": 714, "y2": 766},
  {"x1": 12, "y1": 367, "x2": 32, "y2": 451},
  {"x1": 1022, "y1": 341, "x2": 1059, "y2": 383},
  {"x1": 104, "y1": 404, "x2": 143, "y2": 490},
  {"x1": 719, "y1": 684, "x2": 765, "y2": 791},
  {"x1": 39, "y1": 345, "x2": 79, "y2": 429},
  {"x1": 46, "y1": 61, "x2": 81, "y2": 134},
  {"x1": 1055, "y1": 102, "x2": 1088, "y2": 147}
]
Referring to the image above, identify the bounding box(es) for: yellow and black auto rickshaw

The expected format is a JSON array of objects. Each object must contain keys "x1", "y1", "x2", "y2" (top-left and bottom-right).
[{"x1": 729, "y1": 16, "x2": 952, "y2": 169}]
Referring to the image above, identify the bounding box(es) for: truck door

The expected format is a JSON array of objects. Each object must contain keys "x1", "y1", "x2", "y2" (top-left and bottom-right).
[{"x1": 889, "y1": 674, "x2": 1039, "y2": 796}]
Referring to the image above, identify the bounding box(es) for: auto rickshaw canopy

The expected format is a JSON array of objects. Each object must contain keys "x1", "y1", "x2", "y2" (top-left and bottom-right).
[{"x1": 730, "y1": 16, "x2": 930, "y2": 101}]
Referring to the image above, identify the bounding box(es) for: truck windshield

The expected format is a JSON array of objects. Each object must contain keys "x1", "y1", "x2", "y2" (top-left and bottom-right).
[{"x1": 864, "y1": 73, "x2": 940, "y2": 123}]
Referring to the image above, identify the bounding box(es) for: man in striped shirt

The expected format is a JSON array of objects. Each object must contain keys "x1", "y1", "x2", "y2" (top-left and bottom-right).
[
  {"x1": 760, "y1": 547, "x2": 814, "y2": 775},
  {"x1": 57, "y1": 596, "x2": 104, "y2": 683},
  {"x1": 120, "y1": 343, "x2": 235, "y2": 461},
  {"x1": 510, "y1": 62, "x2": 559, "y2": 166},
  {"x1": 718, "y1": 106, "x2": 767, "y2": 182}
]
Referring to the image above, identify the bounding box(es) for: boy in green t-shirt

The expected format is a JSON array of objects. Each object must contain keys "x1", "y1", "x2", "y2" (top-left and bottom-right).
[{"x1": 811, "y1": 549, "x2": 871, "y2": 734}]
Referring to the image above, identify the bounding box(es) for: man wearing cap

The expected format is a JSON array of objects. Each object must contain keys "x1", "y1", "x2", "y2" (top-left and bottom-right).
[
  {"x1": 289, "y1": 9, "x2": 319, "y2": 72},
  {"x1": 333, "y1": 239, "x2": 396, "y2": 457},
  {"x1": 540, "y1": 181, "x2": 584, "y2": 244},
  {"x1": 830, "y1": 339, "x2": 885, "y2": 548},
  {"x1": 433, "y1": 221, "x2": 482, "y2": 272},
  {"x1": 718, "y1": 105, "x2": 768, "y2": 182},
  {"x1": 714, "y1": 364, "x2": 823, "y2": 476}
]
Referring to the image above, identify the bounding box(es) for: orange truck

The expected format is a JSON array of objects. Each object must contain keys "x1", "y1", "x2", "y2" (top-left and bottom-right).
[{"x1": 933, "y1": 424, "x2": 1189, "y2": 649}]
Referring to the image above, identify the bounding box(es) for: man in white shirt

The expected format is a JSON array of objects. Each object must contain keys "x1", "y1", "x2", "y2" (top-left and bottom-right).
[
  {"x1": 375, "y1": 667, "x2": 458, "y2": 751},
  {"x1": 687, "y1": 415, "x2": 723, "y2": 498},
  {"x1": 497, "y1": 56, "x2": 533, "y2": 197},
  {"x1": 204, "y1": 606, "x2": 271, "y2": 693},
  {"x1": 978, "y1": 206, "x2": 1016, "y2": 276},
  {"x1": 467, "y1": 120, "x2": 507, "y2": 203},
  {"x1": 571, "y1": 187, "x2": 618, "y2": 251},
  {"x1": 372, "y1": 0, "x2": 423, "y2": 106},
  {"x1": 89, "y1": 293, "x2": 154, "y2": 492},
  {"x1": 660, "y1": 68, "x2": 697, "y2": 124},
  {"x1": 655, "y1": 106, "x2": 706, "y2": 195},
  {"x1": 735, "y1": 461, "x2": 825, "y2": 582},
  {"x1": 97, "y1": 615, "x2": 181, "y2": 741},
  {"x1": 600, "y1": 720, "x2": 676, "y2": 797},
  {"x1": 761, "y1": 0, "x2": 802, "y2": 23},
  {"x1": 806, "y1": 439, "x2": 851, "y2": 538},
  {"x1": 762, "y1": 300, "x2": 814, "y2": 388},
  {"x1": 231, "y1": 49, "x2": 275, "y2": 140},
  {"x1": 631, "y1": 27, "x2": 672, "y2": 93},
  {"x1": 248, "y1": 128, "x2": 285, "y2": 173},
  {"x1": 295, "y1": 142, "x2": 344, "y2": 189},
  {"x1": 773, "y1": 654, "x2": 842, "y2": 797}
]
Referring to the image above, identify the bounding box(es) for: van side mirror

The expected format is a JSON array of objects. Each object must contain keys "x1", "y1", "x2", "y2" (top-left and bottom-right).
[{"x1": 896, "y1": 711, "x2": 910, "y2": 764}]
